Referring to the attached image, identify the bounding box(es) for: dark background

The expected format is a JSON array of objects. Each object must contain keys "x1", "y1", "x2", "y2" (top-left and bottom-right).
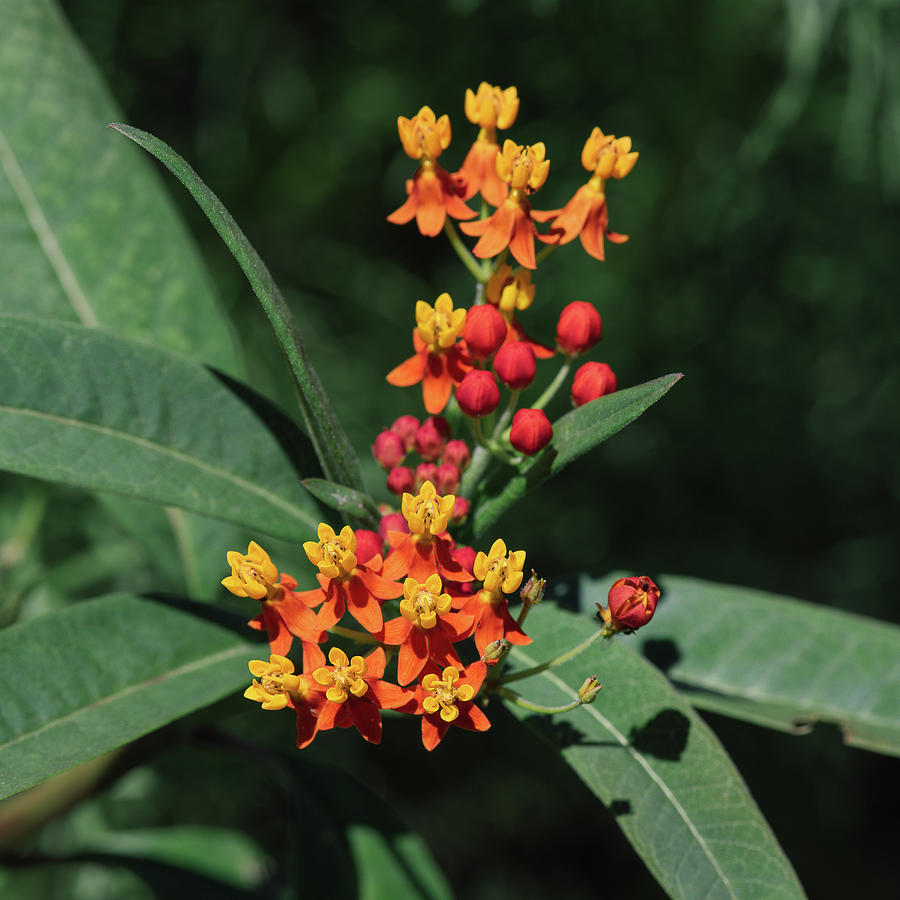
[{"x1": 36, "y1": 0, "x2": 900, "y2": 896}]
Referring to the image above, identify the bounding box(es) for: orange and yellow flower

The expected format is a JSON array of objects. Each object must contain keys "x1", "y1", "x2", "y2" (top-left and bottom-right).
[
  {"x1": 310, "y1": 646, "x2": 414, "y2": 744},
  {"x1": 412, "y1": 663, "x2": 490, "y2": 750},
  {"x1": 223, "y1": 542, "x2": 325, "y2": 666},
  {"x1": 541, "y1": 127, "x2": 637, "y2": 261},
  {"x1": 460, "y1": 141, "x2": 557, "y2": 269},
  {"x1": 387, "y1": 106, "x2": 476, "y2": 236},
  {"x1": 386, "y1": 293, "x2": 472, "y2": 415},
  {"x1": 303, "y1": 523, "x2": 402, "y2": 633},
  {"x1": 456, "y1": 83, "x2": 519, "y2": 207}
]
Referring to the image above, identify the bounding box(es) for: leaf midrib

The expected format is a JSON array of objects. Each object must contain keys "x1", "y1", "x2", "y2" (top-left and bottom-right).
[
  {"x1": 0, "y1": 403, "x2": 315, "y2": 528},
  {"x1": 0, "y1": 642, "x2": 250, "y2": 756},
  {"x1": 510, "y1": 644, "x2": 739, "y2": 900}
]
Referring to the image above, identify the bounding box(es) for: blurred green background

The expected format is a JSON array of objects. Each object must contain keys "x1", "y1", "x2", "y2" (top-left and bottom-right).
[{"x1": 3, "y1": 0, "x2": 898, "y2": 897}]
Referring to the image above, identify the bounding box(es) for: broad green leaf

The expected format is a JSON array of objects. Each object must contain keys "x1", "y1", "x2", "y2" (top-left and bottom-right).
[
  {"x1": 502, "y1": 605, "x2": 804, "y2": 899},
  {"x1": 302, "y1": 478, "x2": 380, "y2": 528},
  {"x1": 0, "y1": 316, "x2": 321, "y2": 541},
  {"x1": 469, "y1": 374, "x2": 682, "y2": 537},
  {"x1": 613, "y1": 575, "x2": 900, "y2": 757},
  {"x1": 0, "y1": 0, "x2": 237, "y2": 371},
  {"x1": 0, "y1": 594, "x2": 255, "y2": 800},
  {"x1": 109, "y1": 123, "x2": 366, "y2": 497}
]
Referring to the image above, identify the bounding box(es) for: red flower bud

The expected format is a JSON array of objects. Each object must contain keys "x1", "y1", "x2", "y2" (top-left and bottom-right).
[
  {"x1": 436, "y1": 462, "x2": 460, "y2": 494},
  {"x1": 451, "y1": 495, "x2": 470, "y2": 525},
  {"x1": 451, "y1": 542, "x2": 476, "y2": 573},
  {"x1": 390, "y1": 414, "x2": 420, "y2": 450},
  {"x1": 442, "y1": 439, "x2": 471, "y2": 471},
  {"x1": 463, "y1": 304, "x2": 508, "y2": 360},
  {"x1": 415, "y1": 461, "x2": 439, "y2": 488},
  {"x1": 493, "y1": 341, "x2": 537, "y2": 390},
  {"x1": 509, "y1": 408, "x2": 553, "y2": 455},
  {"x1": 571, "y1": 361, "x2": 617, "y2": 407},
  {"x1": 456, "y1": 370, "x2": 500, "y2": 418},
  {"x1": 597, "y1": 576, "x2": 660, "y2": 633},
  {"x1": 386, "y1": 465, "x2": 415, "y2": 496},
  {"x1": 556, "y1": 301, "x2": 603, "y2": 356},
  {"x1": 372, "y1": 429, "x2": 406, "y2": 469},
  {"x1": 378, "y1": 511, "x2": 408, "y2": 541},
  {"x1": 414, "y1": 416, "x2": 451, "y2": 460},
  {"x1": 354, "y1": 529, "x2": 382, "y2": 565}
]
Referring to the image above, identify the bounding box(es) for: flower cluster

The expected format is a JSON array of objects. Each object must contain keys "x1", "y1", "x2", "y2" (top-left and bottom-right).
[
  {"x1": 226, "y1": 481, "x2": 531, "y2": 750},
  {"x1": 226, "y1": 82, "x2": 659, "y2": 756}
]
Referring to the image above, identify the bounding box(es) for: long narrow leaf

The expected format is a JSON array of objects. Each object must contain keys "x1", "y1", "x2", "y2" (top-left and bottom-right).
[
  {"x1": 502, "y1": 605, "x2": 805, "y2": 899},
  {"x1": 0, "y1": 316, "x2": 321, "y2": 541},
  {"x1": 108, "y1": 123, "x2": 365, "y2": 496},
  {"x1": 0, "y1": 595, "x2": 255, "y2": 800},
  {"x1": 612, "y1": 575, "x2": 900, "y2": 756},
  {"x1": 470, "y1": 373, "x2": 682, "y2": 537}
]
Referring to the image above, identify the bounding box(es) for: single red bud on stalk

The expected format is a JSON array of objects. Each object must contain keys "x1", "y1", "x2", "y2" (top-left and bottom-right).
[
  {"x1": 450, "y1": 495, "x2": 470, "y2": 525},
  {"x1": 390, "y1": 414, "x2": 420, "y2": 450},
  {"x1": 378, "y1": 511, "x2": 408, "y2": 541},
  {"x1": 442, "y1": 439, "x2": 471, "y2": 471},
  {"x1": 372, "y1": 430, "x2": 406, "y2": 469},
  {"x1": 456, "y1": 370, "x2": 501, "y2": 418},
  {"x1": 571, "y1": 361, "x2": 617, "y2": 406},
  {"x1": 556, "y1": 301, "x2": 603, "y2": 356},
  {"x1": 509, "y1": 408, "x2": 552, "y2": 455},
  {"x1": 493, "y1": 341, "x2": 537, "y2": 390},
  {"x1": 436, "y1": 462, "x2": 460, "y2": 494},
  {"x1": 386, "y1": 465, "x2": 415, "y2": 496},
  {"x1": 414, "y1": 416, "x2": 451, "y2": 460},
  {"x1": 354, "y1": 529, "x2": 382, "y2": 565},
  {"x1": 463, "y1": 304, "x2": 507, "y2": 360},
  {"x1": 597, "y1": 576, "x2": 660, "y2": 635},
  {"x1": 416, "y1": 461, "x2": 439, "y2": 488}
]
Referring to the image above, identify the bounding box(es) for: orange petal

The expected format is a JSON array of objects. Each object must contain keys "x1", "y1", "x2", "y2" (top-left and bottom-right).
[
  {"x1": 422, "y1": 370, "x2": 453, "y2": 414},
  {"x1": 471, "y1": 202, "x2": 517, "y2": 259},
  {"x1": 415, "y1": 171, "x2": 446, "y2": 237},
  {"x1": 508, "y1": 210, "x2": 537, "y2": 269},
  {"x1": 387, "y1": 352, "x2": 427, "y2": 387}
]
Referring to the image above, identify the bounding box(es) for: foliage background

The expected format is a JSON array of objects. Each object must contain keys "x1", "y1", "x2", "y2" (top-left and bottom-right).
[{"x1": 4, "y1": 0, "x2": 898, "y2": 896}]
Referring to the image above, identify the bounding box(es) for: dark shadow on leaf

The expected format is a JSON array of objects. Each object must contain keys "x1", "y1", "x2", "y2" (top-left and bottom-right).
[
  {"x1": 629, "y1": 709, "x2": 690, "y2": 761},
  {"x1": 609, "y1": 799, "x2": 632, "y2": 816},
  {"x1": 141, "y1": 591, "x2": 258, "y2": 640},
  {"x1": 208, "y1": 367, "x2": 323, "y2": 481},
  {"x1": 641, "y1": 638, "x2": 681, "y2": 675},
  {"x1": 522, "y1": 714, "x2": 617, "y2": 749}
]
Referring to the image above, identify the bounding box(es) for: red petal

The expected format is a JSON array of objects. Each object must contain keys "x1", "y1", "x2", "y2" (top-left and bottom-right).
[
  {"x1": 370, "y1": 680, "x2": 417, "y2": 711},
  {"x1": 421, "y1": 715, "x2": 449, "y2": 751},
  {"x1": 387, "y1": 352, "x2": 427, "y2": 387},
  {"x1": 293, "y1": 587, "x2": 326, "y2": 608},
  {"x1": 301, "y1": 641, "x2": 326, "y2": 673},
  {"x1": 456, "y1": 703, "x2": 491, "y2": 732},
  {"x1": 462, "y1": 661, "x2": 488, "y2": 693},
  {"x1": 382, "y1": 616, "x2": 412, "y2": 644},
  {"x1": 296, "y1": 706, "x2": 319, "y2": 749},
  {"x1": 398, "y1": 629, "x2": 428, "y2": 684},
  {"x1": 364, "y1": 646, "x2": 387, "y2": 679},
  {"x1": 428, "y1": 628, "x2": 463, "y2": 669},
  {"x1": 345, "y1": 576, "x2": 383, "y2": 633},
  {"x1": 357, "y1": 567, "x2": 403, "y2": 601},
  {"x1": 348, "y1": 699, "x2": 382, "y2": 743},
  {"x1": 314, "y1": 582, "x2": 344, "y2": 630},
  {"x1": 441, "y1": 612, "x2": 476, "y2": 640},
  {"x1": 315, "y1": 700, "x2": 340, "y2": 731},
  {"x1": 380, "y1": 536, "x2": 415, "y2": 582},
  {"x1": 474, "y1": 608, "x2": 505, "y2": 655}
]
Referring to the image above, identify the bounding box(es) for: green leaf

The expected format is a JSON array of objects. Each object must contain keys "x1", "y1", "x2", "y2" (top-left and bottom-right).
[
  {"x1": 0, "y1": 594, "x2": 255, "y2": 800},
  {"x1": 0, "y1": 316, "x2": 321, "y2": 541},
  {"x1": 108, "y1": 122, "x2": 366, "y2": 496},
  {"x1": 302, "y1": 478, "x2": 380, "y2": 528},
  {"x1": 470, "y1": 373, "x2": 682, "y2": 537},
  {"x1": 501, "y1": 605, "x2": 805, "y2": 899},
  {"x1": 615, "y1": 575, "x2": 900, "y2": 757},
  {"x1": 0, "y1": 0, "x2": 237, "y2": 372}
]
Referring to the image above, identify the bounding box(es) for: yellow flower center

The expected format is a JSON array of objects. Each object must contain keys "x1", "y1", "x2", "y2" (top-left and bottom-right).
[
  {"x1": 415, "y1": 292, "x2": 466, "y2": 354},
  {"x1": 473, "y1": 539, "x2": 526, "y2": 594},
  {"x1": 244, "y1": 654, "x2": 301, "y2": 710},
  {"x1": 304, "y1": 523, "x2": 358, "y2": 580},
  {"x1": 312, "y1": 647, "x2": 368, "y2": 703},
  {"x1": 222, "y1": 542, "x2": 280, "y2": 601},
  {"x1": 401, "y1": 481, "x2": 456, "y2": 538},
  {"x1": 422, "y1": 667, "x2": 475, "y2": 723},
  {"x1": 400, "y1": 574, "x2": 452, "y2": 629}
]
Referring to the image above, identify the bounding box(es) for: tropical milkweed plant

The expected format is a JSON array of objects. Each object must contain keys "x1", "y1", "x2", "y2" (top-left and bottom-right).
[{"x1": 1, "y1": 3, "x2": 898, "y2": 898}]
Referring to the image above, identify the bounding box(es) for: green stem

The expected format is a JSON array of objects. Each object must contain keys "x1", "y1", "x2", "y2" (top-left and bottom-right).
[
  {"x1": 531, "y1": 358, "x2": 572, "y2": 412},
  {"x1": 497, "y1": 627, "x2": 606, "y2": 686},
  {"x1": 493, "y1": 685, "x2": 583, "y2": 715},
  {"x1": 459, "y1": 443, "x2": 492, "y2": 496},
  {"x1": 444, "y1": 220, "x2": 487, "y2": 283},
  {"x1": 491, "y1": 389, "x2": 520, "y2": 441},
  {"x1": 535, "y1": 243, "x2": 558, "y2": 267},
  {"x1": 330, "y1": 624, "x2": 380, "y2": 645}
]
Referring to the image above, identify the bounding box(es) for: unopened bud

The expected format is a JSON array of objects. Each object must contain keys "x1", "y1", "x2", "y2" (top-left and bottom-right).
[
  {"x1": 596, "y1": 575, "x2": 660, "y2": 635},
  {"x1": 577, "y1": 675, "x2": 602, "y2": 704},
  {"x1": 520, "y1": 571, "x2": 546, "y2": 606},
  {"x1": 481, "y1": 638, "x2": 511, "y2": 665}
]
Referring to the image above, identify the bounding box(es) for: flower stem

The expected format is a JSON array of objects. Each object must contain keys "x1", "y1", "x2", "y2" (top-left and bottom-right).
[
  {"x1": 491, "y1": 389, "x2": 520, "y2": 441},
  {"x1": 497, "y1": 627, "x2": 606, "y2": 685},
  {"x1": 535, "y1": 243, "x2": 558, "y2": 267},
  {"x1": 330, "y1": 624, "x2": 380, "y2": 645},
  {"x1": 493, "y1": 685, "x2": 583, "y2": 715},
  {"x1": 530, "y1": 358, "x2": 572, "y2": 411},
  {"x1": 444, "y1": 220, "x2": 487, "y2": 283}
]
